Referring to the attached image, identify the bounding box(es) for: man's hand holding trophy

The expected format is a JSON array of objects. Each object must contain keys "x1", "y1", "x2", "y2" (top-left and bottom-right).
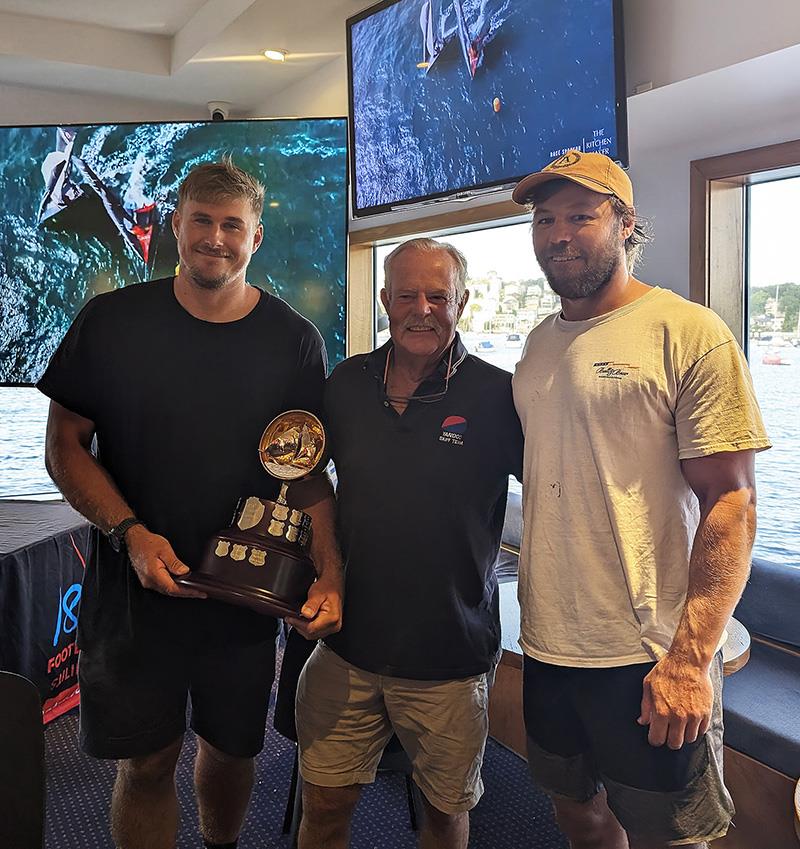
[{"x1": 175, "y1": 410, "x2": 328, "y2": 619}]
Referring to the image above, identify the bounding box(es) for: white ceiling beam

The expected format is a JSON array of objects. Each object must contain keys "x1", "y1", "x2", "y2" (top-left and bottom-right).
[
  {"x1": 0, "y1": 11, "x2": 171, "y2": 75},
  {"x1": 171, "y1": 0, "x2": 260, "y2": 72}
]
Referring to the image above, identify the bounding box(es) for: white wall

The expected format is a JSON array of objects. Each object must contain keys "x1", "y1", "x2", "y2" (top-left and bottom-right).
[
  {"x1": 0, "y1": 59, "x2": 349, "y2": 127},
  {"x1": 628, "y1": 44, "x2": 800, "y2": 297},
  {"x1": 623, "y1": 0, "x2": 800, "y2": 93},
  {"x1": 249, "y1": 55, "x2": 348, "y2": 118},
  {"x1": 0, "y1": 82, "x2": 203, "y2": 125}
]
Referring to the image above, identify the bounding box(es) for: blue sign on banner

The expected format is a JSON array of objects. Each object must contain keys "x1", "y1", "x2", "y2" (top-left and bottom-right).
[{"x1": 53, "y1": 583, "x2": 81, "y2": 647}]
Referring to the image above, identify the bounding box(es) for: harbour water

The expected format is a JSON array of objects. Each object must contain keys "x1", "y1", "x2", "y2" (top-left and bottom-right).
[{"x1": 1, "y1": 338, "x2": 797, "y2": 565}]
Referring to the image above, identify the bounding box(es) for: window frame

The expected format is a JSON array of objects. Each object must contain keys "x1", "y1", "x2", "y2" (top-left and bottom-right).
[
  {"x1": 690, "y1": 139, "x2": 800, "y2": 569},
  {"x1": 689, "y1": 139, "x2": 800, "y2": 345}
]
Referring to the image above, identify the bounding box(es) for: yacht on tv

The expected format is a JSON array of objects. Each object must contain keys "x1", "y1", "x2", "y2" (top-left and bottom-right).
[{"x1": 419, "y1": 0, "x2": 507, "y2": 79}]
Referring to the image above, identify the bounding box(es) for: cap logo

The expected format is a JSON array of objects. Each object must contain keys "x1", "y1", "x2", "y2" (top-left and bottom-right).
[{"x1": 547, "y1": 151, "x2": 582, "y2": 170}]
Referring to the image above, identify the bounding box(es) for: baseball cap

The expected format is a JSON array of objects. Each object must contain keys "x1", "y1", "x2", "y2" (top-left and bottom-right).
[{"x1": 512, "y1": 151, "x2": 633, "y2": 207}]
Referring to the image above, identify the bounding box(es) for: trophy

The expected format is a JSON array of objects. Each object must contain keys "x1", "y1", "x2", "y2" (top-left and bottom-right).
[{"x1": 175, "y1": 410, "x2": 325, "y2": 618}]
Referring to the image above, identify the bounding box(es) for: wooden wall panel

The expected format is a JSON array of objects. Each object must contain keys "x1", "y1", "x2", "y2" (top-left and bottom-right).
[
  {"x1": 716, "y1": 748, "x2": 797, "y2": 849},
  {"x1": 346, "y1": 241, "x2": 375, "y2": 357},
  {"x1": 349, "y1": 199, "x2": 524, "y2": 246},
  {"x1": 488, "y1": 650, "x2": 526, "y2": 759},
  {"x1": 689, "y1": 138, "x2": 800, "y2": 342},
  {"x1": 707, "y1": 179, "x2": 746, "y2": 347}
]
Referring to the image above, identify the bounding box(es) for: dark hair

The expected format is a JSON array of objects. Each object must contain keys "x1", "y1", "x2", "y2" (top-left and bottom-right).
[
  {"x1": 528, "y1": 178, "x2": 652, "y2": 271},
  {"x1": 177, "y1": 156, "x2": 265, "y2": 220},
  {"x1": 607, "y1": 196, "x2": 653, "y2": 272}
]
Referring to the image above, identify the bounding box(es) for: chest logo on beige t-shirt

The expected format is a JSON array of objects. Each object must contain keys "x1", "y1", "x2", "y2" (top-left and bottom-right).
[{"x1": 592, "y1": 361, "x2": 640, "y2": 380}]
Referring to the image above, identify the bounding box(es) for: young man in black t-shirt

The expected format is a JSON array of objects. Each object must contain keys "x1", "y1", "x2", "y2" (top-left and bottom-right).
[
  {"x1": 38, "y1": 160, "x2": 343, "y2": 849},
  {"x1": 295, "y1": 239, "x2": 523, "y2": 849}
]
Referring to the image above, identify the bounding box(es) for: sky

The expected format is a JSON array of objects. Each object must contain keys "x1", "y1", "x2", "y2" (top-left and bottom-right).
[
  {"x1": 748, "y1": 176, "x2": 800, "y2": 289},
  {"x1": 376, "y1": 219, "x2": 541, "y2": 286}
]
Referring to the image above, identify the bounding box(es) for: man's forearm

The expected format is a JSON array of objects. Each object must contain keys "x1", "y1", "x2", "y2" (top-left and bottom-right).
[
  {"x1": 46, "y1": 438, "x2": 134, "y2": 533},
  {"x1": 286, "y1": 472, "x2": 343, "y2": 582},
  {"x1": 303, "y1": 494, "x2": 343, "y2": 583},
  {"x1": 669, "y1": 489, "x2": 756, "y2": 668}
]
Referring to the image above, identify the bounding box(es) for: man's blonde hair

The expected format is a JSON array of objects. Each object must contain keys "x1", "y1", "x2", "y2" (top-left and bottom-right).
[{"x1": 177, "y1": 156, "x2": 265, "y2": 220}]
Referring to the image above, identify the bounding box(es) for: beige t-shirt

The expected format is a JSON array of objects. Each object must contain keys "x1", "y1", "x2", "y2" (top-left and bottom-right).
[{"x1": 512, "y1": 287, "x2": 771, "y2": 667}]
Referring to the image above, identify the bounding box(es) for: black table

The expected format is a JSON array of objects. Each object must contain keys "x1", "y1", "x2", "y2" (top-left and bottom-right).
[{"x1": 0, "y1": 500, "x2": 90, "y2": 722}]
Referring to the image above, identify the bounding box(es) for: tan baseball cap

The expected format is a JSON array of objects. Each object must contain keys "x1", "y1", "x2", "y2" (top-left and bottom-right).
[{"x1": 512, "y1": 151, "x2": 633, "y2": 207}]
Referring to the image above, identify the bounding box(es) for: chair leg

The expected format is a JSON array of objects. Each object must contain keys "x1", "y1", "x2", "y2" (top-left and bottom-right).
[
  {"x1": 283, "y1": 747, "x2": 299, "y2": 834},
  {"x1": 405, "y1": 775, "x2": 420, "y2": 831},
  {"x1": 288, "y1": 757, "x2": 304, "y2": 849}
]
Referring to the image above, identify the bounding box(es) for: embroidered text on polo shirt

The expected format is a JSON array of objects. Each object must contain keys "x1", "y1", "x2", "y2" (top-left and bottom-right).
[{"x1": 439, "y1": 415, "x2": 468, "y2": 446}]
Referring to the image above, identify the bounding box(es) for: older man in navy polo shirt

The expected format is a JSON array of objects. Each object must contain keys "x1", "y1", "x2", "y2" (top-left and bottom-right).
[{"x1": 294, "y1": 237, "x2": 523, "y2": 849}]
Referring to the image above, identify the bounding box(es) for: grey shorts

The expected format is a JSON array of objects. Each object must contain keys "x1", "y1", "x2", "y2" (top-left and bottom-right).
[
  {"x1": 296, "y1": 643, "x2": 489, "y2": 815},
  {"x1": 523, "y1": 653, "x2": 734, "y2": 845}
]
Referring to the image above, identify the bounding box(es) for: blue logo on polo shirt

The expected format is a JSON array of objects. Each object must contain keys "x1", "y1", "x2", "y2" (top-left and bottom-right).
[{"x1": 440, "y1": 415, "x2": 467, "y2": 445}]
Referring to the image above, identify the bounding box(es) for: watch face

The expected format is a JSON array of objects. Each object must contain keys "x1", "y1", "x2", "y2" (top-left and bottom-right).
[{"x1": 107, "y1": 531, "x2": 122, "y2": 552}]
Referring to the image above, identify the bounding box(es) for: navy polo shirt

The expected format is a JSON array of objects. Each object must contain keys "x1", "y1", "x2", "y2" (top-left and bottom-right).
[{"x1": 323, "y1": 334, "x2": 523, "y2": 680}]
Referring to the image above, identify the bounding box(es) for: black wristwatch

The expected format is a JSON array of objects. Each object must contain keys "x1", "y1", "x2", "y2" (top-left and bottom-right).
[{"x1": 107, "y1": 517, "x2": 145, "y2": 552}]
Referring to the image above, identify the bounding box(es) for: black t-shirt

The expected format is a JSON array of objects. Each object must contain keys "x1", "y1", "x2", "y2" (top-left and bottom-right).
[
  {"x1": 37, "y1": 277, "x2": 326, "y2": 650},
  {"x1": 323, "y1": 335, "x2": 523, "y2": 679}
]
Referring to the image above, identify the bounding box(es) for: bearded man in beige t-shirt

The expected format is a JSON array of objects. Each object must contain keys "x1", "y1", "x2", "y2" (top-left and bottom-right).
[{"x1": 511, "y1": 152, "x2": 771, "y2": 849}]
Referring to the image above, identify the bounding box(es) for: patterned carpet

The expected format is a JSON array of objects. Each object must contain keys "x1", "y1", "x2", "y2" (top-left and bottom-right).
[{"x1": 44, "y1": 661, "x2": 568, "y2": 849}]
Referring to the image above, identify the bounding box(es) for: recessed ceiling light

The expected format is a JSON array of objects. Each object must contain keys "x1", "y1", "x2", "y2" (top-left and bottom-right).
[{"x1": 264, "y1": 49, "x2": 288, "y2": 62}]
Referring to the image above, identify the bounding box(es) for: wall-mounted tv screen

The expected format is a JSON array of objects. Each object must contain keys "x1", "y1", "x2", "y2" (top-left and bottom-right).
[
  {"x1": 347, "y1": 0, "x2": 627, "y2": 216},
  {"x1": 0, "y1": 118, "x2": 348, "y2": 385}
]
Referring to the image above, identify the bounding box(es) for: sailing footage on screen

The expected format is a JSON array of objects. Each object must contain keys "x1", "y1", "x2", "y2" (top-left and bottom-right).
[
  {"x1": 38, "y1": 126, "x2": 158, "y2": 266},
  {"x1": 348, "y1": 0, "x2": 624, "y2": 215},
  {"x1": 0, "y1": 120, "x2": 348, "y2": 384}
]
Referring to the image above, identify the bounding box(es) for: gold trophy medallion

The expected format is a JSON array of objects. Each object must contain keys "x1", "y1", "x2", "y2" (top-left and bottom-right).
[{"x1": 175, "y1": 410, "x2": 325, "y2": 617}]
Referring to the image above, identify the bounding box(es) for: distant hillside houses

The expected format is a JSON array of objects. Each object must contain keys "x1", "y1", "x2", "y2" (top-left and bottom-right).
[
  {"x1": 750, "y1": 282, "x2": 799, "y2": 335},
  {"x1": 463, "y1": 273, "x2": 558, "y2": 334}
]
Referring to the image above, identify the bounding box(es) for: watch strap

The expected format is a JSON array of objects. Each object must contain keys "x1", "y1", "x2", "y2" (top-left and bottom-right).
[{"x1": 108, "y1": 517, "x2": 144, "y2": 549}]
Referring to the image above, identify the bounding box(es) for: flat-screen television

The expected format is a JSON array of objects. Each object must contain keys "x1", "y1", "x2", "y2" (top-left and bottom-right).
[
  {"x1": 347, "y1": 0, "x2": 627, "y2": 216},
  {"x1": 0, "y1": 118, "x2": 348, "y2": 385}
]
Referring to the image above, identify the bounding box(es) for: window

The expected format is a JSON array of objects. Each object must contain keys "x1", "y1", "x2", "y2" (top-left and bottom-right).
[
  {"x1": 746, "y1": 177, "x2": 800, "y2": 566},
  {"x1": 0, "y1": 387, "x2": 55, "y2": 499},
  {"x1": 691, "y1": 140, "x2": 800, "y2": 566},
  {"x1": 374, "y1": 220, "x2": 552, "y2": 376}
]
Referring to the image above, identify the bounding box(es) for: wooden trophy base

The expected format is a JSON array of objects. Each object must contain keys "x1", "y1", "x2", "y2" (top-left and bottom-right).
[{"x1": 175, "y1": 528, "x2": 317, "y2": 618}]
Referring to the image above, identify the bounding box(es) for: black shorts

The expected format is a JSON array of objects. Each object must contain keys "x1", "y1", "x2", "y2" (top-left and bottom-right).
[
  {"x1": 523, "y1": 654, "x2": 734, "y2": 845},
  {"x1": 78, "y1": 633, "x2": 277, "y2": 760}
]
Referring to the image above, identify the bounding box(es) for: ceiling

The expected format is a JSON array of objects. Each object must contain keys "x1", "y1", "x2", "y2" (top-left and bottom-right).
[{"x1": 0, "y1": 0, "x2": 369, "y2": 115}]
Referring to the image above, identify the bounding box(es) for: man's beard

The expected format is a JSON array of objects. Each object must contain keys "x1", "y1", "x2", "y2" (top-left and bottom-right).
[
  {"x1": 189, "y1": 270, "x2": 228, "y2": 290},
  {"x1": 184, "y1": 257, "x2": 230, "y2": 291},
  {"x1": 538, "y1": 233, "x2": 623, "y2": 300}
]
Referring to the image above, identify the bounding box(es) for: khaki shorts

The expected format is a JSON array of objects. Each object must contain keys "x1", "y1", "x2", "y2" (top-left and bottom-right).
[{"x1": 296, "y1": 643, "x2": 489, "y2": 814}]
